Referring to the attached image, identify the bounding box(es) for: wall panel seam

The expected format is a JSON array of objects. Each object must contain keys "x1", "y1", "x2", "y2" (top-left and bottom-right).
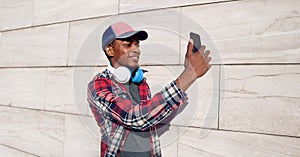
[
  {"x1": 0, "y1": 0, "x2": 245, "y2": 33},
  {"x1": 0, "y1": 104, "x2": 92, "y2": 117},
  {"x1": 0, "y1": 143, "x2": 40, "y2": 157}
]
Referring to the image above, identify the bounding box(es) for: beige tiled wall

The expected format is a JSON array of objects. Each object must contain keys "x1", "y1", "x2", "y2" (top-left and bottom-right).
[
  {"x1": 0, "y1": 68, "x2": 47, "y2": 109},
  {"x1": 0, "y1": 106, "x2": 65, "y2": 156},
  {"x1": 0, "y1": 0, "x2": 34, "y2": 31},
  {"x1": 33, "y1": 0, "x2": 118, "y2": 25},
  {"x1": 220, "y1": 65, "x2": 300, "y2": 136},
  {"x1": 119, "y1": 0, "x2": 228, "y2": 13},
  {"x1": 180, "y1": 0, "x2": 300, "y2": 64},
  {"x1": 68, "y1": 17, "x2": 107, "y2": 66},
  {"x1": 0, "y1": 0, "x2": 299, "y2": 156},
  {"x1": 0, "y1": 23, "x2": 69, "y2": 67},
  {"x1": 178, "y1": 127, "x2": 300, "y2": 157}
]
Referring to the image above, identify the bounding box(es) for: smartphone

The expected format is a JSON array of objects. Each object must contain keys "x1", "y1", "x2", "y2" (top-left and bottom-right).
[{"x1": 190, "y1": 32, "x2": 201, "y2": 53}]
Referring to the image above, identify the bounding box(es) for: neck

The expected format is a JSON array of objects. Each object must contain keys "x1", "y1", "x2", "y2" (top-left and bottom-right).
[{"x1": 109, "y1": 62, "x2": 137, "y2": 73}]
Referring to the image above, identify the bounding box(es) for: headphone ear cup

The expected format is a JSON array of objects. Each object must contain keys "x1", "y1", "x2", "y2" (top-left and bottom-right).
[
  {"x1": 131, "y1": 68, "x2": 143, "y2": 83},
  {"x1": 113, "y1": 66, "x2": 131, "y2": 83}
]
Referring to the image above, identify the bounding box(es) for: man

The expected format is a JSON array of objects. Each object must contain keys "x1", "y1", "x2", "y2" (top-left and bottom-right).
[{"x1": 87, "y1": 21, "x2": 211, "y2": 157}]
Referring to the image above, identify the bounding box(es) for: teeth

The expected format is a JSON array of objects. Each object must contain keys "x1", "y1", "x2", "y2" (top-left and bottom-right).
[{"x1": 130, "y1": 56, "x2": 139, "y2": 61}]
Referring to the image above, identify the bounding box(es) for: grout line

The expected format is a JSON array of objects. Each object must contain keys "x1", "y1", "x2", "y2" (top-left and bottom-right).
[
  {"x1": 0, "y1": 0, "x2": 243, "y2": 33},
  {"x1": 66, "y1": 22, "x2": 71, "y2": 66},
  {"x1": 0, "y1": 21, "x2": 67, "y2": 33},
  {"x1": 217, "y1": 128, "x2": 300, "y2": 139},
  {"x1": 0, "y1": 104, "x2": 93, "y2": 117},
  {"x1": 0, "y1": 65, "x2": 107, "y2": 69},
  {"x1": 178, "y1": 7, "x2": 182, "y2": 65},
  {"x1": 175, "y1": 125, "x2": 300, "y2": 139},
  {"x1": 176, "y1": 126, "x2": 179, "y2": 157},
  {"x1": 115, "y1": 0, "x2": 242, "y2": 15},
  {"x1": 217, "y1": 65, "x2": 221, "y2": 130},
  {"x1": 0, "y1": 143, "x2": 40, "y2": 157},
  {"x1": 180, "y1": 0, "x2": 242, "y2": 9},
  {"x1": 1, "y1": 106, "x2": 299, "y2": 139},
  {"x1": 62, "y1": 114, "x2": 66, "y2": 157},
  {"x1": 1, "y1": 63, "x2": 300, "y2": 69},
  {"x1": 218, "y1": 63, "x2": 300, "y2": 66},
  {"x1": 0, "y1": 32, "x2": 2, "y2": 58},
  {"x1": 44, "y1": 68, "x2": 48, "y2": 111},
  {"x1": 2, "y1": 101, "x2": 300, "y2": 140},
  {"x1": 0, "y1": 16, "x2": 103, "y2": 33}
]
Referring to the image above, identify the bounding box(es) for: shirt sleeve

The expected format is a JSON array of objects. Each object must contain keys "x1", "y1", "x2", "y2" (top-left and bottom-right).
[{"x1": 87, "y1": 77, "x2": 187, "y2": 131}]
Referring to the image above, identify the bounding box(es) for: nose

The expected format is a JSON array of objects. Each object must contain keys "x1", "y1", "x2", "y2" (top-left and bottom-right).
[
  {"x1": 131, "y1": 48, "x2": 140, "y2": 55},
  {"x1": 131, "y1": 43, "x2": 140, "y2": 54}
]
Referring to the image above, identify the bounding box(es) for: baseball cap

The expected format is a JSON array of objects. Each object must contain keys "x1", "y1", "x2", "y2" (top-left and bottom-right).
[{"x1": 102, "y1": 21, "x2": 148, "y2": 51}]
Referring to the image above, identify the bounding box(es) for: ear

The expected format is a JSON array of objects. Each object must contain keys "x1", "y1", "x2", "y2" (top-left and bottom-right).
[{"x1": 105, "y1": 46, "x2": 114, "y2": 57}]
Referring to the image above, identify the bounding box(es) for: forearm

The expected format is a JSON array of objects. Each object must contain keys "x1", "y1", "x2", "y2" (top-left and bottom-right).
[
  {"x1": 175, "y1": 69, "x2": 197, "y2": 93},
  {"x1": 118, "y1": 81, "x2": 187, "y2": 130},
  {"x1": 89, "y1": 79, "x2": 187, "y2": 130}
]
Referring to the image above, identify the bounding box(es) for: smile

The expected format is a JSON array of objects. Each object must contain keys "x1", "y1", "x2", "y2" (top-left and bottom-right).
[{"x1": 129, "y1": 56, "x2": 139, "y2": 62}]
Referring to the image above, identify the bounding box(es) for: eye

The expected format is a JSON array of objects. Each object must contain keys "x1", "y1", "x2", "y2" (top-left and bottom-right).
[
  {"x1": 122, "y1": 42, "x2": 131, "y2": 47},
  {"x1": 135, "y1": 42, "x2": 140, "y2": 48}
]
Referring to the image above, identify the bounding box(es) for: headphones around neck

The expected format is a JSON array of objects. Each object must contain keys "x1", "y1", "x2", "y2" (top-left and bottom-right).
[{"x1": 108, "y1": 64, "x2": 144, "y2": 84}]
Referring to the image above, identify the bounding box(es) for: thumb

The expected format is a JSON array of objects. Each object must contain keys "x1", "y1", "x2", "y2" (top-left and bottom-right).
[{"x1": 186, "y1": 39, "x2": 193, "y2": 57}]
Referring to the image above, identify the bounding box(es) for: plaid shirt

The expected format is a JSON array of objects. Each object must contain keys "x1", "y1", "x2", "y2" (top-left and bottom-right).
[{"x1": 87, "y1": 69, "x2": 187, "y2": 157}]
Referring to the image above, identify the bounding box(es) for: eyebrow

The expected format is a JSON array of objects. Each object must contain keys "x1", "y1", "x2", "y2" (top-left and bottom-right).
[{"x1": 120, "y1": 37, "x2": 139, "y2": 43}]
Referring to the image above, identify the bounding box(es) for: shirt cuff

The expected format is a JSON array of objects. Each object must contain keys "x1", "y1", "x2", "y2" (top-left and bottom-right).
[{"x1": 161, "y1": 81, "x2": 188, "y2": 107}]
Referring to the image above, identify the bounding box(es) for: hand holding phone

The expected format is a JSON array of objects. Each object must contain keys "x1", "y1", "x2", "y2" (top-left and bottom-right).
[{"x1": 190, "y1": 32, "x2": 201, "y2": 53}]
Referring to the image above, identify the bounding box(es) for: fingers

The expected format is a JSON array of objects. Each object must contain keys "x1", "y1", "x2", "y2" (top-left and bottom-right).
[
  {"x1": 186, "y1": 42, "x2": 212, "y2": 68},
  {"x1": 187, "y1": 41, "x2": 207, "y2": 56},
  {"x1": 206, "y1": 56, "x2": 212, "y2": 63},
  {"x1": 199, "y1": 45, "x2": 206, "y2": 54},
  {"x1": 204, "y1": 50, "x2": 211, "y2": 62},
  {"x1": 204, "y1": 50, "x2": 210, "y2": 57},
  {"x1": 203, "y1": 48, "x2": 212, "y2": 70}
]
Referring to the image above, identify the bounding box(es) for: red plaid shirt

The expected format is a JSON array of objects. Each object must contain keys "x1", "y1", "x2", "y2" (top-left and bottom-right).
[{"x1": 87, "y1": 69, "x2": 187, "y2": 157}]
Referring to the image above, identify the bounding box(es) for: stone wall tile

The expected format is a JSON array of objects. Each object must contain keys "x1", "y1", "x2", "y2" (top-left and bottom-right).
[
  {"x1": 33, "y1": 0, "x2": 118, "y2": 25},
  {"x1": 0, "y1": 0, "x2": 33, "y2": 31},
  {"x1": 181, "y1": 0, "x2": 300, "y2": 64},
  {"x1": 119, "y1": 0, "x2": 227, "y2": 13},
  {"x1": 68, "y1": 17, "x2": 107, "y2": 66},
  {"x1": 145, "y1": 65, "x2": 219, "y2": 128},
  {"x1": 1, "y1": 107, "x2": 64, "y2": 157},
  {"x1": 0, "y1": 68, "x2": 46, "y2": 109},
  {"x1": 0, "y1": 23, "x2": 69, "y2": 67},
  {"x1": 178, "y1": 127, "x2": 300, "y2": 157},
  {"x1": 220, "y1": 65, "x2": 300, "y2": 137},
  {"x1": 64, "y1": 114, "x2": 100, "y2": 157},
  {"x1": 69, "y1": 8, "x2": 181, "y2": 66},
  {"x1": 0, "y1": 144, "x2": 37, "y2": 157}
]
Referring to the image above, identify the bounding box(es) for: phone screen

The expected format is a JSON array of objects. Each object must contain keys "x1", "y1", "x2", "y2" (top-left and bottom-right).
[{"x1": 190, "y1": 32, "x2": 201, "y2": 53}]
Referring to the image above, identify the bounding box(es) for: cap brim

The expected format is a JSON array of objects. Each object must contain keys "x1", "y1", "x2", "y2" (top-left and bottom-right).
[{"x1": 115, "y1": 30, "x2": 148, "y2": 41}]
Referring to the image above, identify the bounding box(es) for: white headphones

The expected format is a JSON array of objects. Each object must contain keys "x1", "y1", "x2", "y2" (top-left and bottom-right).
[{"x1": 108, "y1": 64, "x2": 144, "y2": 84}]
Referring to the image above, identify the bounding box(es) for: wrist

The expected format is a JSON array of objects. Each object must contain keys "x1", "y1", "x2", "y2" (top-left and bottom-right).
[
  {"x1": 183, "y1": 68, "x2": 197, "y2": 81},
  {"x1": 175, "y1": 69, "x2": 196, "y2": 92}
]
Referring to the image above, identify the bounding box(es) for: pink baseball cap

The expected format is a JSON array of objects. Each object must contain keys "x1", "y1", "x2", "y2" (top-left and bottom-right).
[{"x1": 102, "y1": 22, "x2": 148, "y2": 51}]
